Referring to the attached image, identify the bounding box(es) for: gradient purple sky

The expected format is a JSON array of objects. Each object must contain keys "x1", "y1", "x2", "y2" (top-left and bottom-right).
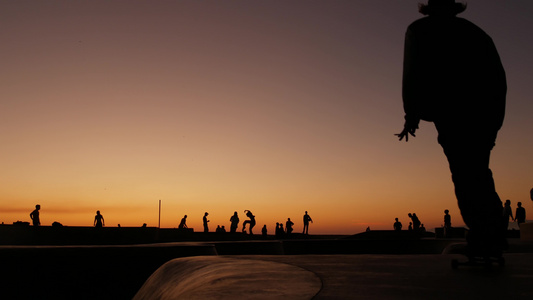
[{"x1": 1, "y1": 0, "x2": 532, "y2": 234}]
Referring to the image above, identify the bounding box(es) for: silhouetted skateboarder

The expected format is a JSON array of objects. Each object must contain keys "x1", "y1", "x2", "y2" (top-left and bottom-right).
[
  {"x1": 397, "y1": 0, "x2": 507, "y2": 262},
  {"x1": 178, "y1": 215, "x2": 188, "y2": 229},
  {"x1": 242, "y1": 210, "x2": 256, "y2": 234}
]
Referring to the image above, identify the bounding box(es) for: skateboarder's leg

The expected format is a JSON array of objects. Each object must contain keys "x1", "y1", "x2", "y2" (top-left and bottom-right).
[{"x1": 438, "y1": 126, "x2": 505, "y2": 256}]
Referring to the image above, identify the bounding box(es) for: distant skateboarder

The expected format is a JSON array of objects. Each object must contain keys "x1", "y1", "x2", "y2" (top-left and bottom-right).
[
  {"x1": 397, "y1": 0, "x2": 507, "y2": 257},
  {"x1": 30, "y1": 205, "x2": 40, "y2": 226},
  {"x1": 242, "y1": 210, "x2": 256, "y2": 234},
  {"x1": 178, "y1": 215, "x2": 188, "y2": 229},
  {"x1": 302, "y1": 211, "x2": 312, "y2": 235}
]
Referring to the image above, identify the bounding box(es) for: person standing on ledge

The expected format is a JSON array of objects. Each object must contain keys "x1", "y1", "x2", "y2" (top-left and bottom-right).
[
  {"x1": 285, "y1": 218, "x2": 294, "y2": 235},
  {"x1": 302, "y1": 211, "x2": 313, "y2": 235},
  {"x1": 30, "y1": 204, "x2": 41, "y2": 226},
  {"x1": 444, "y1": 209, "x2": 452, "y2": 237},
  {"x1": 229, "y1": 211, "x2": 239, "y2": 233},
  {"x1": 94, "y1": 210, "x2": 105, "y2": 227},
  {"x1": 503, "y1": 200, "x2": 514, "y2": 230},
  {"x1": 203, "y1": 212, "x2": 210, "y2": 233},
  {"x1": 515, "y1": 202, "x2": 526, "y2": 226},
  {"x1": 393, "y1": 218, "x2": 403, "y2": 231},
  {"x1": 397, "y1": 0, "x2": 507, "y2": 256}
]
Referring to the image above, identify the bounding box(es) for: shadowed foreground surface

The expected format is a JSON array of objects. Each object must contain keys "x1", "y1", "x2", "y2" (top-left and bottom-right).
[
  {"x1": 136, "y1": 254, "x2": 533, "y2": 300},
  {"x1": 2, "y1": 239, "x2": 533, "y2": 299},
  {"x1": 133, "y1": 256, "x2": 321, "y2": 300}
]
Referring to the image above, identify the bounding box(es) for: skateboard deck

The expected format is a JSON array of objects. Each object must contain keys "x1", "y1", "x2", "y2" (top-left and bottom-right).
[
  {"x1": 444, "y1": 242, "x2": 505, "y2": 269},
  {"x1": 451, "y1": 256, "x2": 505, "y2": 269}
]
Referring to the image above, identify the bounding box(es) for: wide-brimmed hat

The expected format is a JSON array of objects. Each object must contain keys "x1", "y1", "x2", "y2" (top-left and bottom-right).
[{"x1": 419, "y1": 0, "x2": 467, "y2": 16}]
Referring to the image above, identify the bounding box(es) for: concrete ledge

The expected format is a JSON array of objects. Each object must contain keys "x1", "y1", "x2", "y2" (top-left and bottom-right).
[{"x1": 133, "y1": 256, "x2": 321, "y2": 300}]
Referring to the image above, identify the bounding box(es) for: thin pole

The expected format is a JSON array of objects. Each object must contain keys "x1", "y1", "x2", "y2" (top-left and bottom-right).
[{"x1": 158, "y1": 199, "x2": 161, "y2": 228}]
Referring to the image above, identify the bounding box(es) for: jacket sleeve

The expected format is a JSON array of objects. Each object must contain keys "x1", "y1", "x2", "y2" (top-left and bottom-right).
[{"x1": 402, "y1": 27, "x2": 422, "y2": 124}]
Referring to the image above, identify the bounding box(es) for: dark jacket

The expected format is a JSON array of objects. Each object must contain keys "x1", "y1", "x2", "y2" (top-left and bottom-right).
[{"x1": 402, "y1": 16, "x2": 506, "y2": 130}]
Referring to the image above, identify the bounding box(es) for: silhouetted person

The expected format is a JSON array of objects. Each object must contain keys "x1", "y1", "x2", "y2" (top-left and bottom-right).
[
  {"x1": 393, "y1": 218, "x2": 402, "y2": 231},
  {"x1": 302, "y1": 211, "x2": 313, "y2": 235},
  {"x1": 242, "y1": 210, "x2": 256, "y2": 234},
  {"x1": 515, "y1": 202, "x2": 526, "y2": 226},
  {"x1": 503, "y1": 200, "x2": 514, "y2": 230},
  {"x1": 216, "y1": 225, "x2": 222, "y2": 233},
  {"x1": 420, "y1": 224, "x2": 426, "y2": 232},
  {"x1": 408, "y1": 222, "x2": 413, "y2": 231},
  {"x1": 203, "y1": 212, "x2": 210, "y2": 233},
  {"x1": 397, "y1": 0, "x2": 507, "y2": 256},
  {"x1": 221, "y1": 225, "x2": 226, "y2": 233},
  {"x1": 178, "y1": 215, "x2": 188, "y2": 229},
  {"x1": 30, "y1": 205, "x2": 40, "y2": 226},
  {"x1": 262, "y1": 225, "x2": 267, "y2": 236},
  {"x1": 444, "y1": 209, "x2": 452, "y2": 237},
  {"x1": 530, "y1": 188, "x2": 533, "y2": 202},
  {"x1": 229, "y1": 211, "x2": 239, "y2": 233},
  {"x1": 285, "y1": 218, "x2": 294, "y2": 235},
  {"x1": 94, "y1": 210, "x2": 105, "y2": 228},
  {"x1": 408, "y1": 213, "x2": 421, "y2": 232},
  {"x1": 275, "y1": 222, "x2": 281, "y2": 238}
]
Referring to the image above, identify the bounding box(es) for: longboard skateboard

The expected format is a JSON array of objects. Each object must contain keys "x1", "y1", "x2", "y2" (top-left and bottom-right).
[
  {"x1": 444, "y1": 242, "x2": 505, "y2": 269},
  {"x1": 451, "y1": 256, "x2": 505, "y2": 269}
]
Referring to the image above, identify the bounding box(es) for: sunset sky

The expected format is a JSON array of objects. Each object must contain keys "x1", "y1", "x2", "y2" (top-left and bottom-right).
[{"x1": 1, "y1": 0, "x2": 532, "y2": 234}]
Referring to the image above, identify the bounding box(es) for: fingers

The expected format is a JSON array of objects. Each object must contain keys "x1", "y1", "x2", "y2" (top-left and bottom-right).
[
  {"x1": 395, "y1": 131, "x2": 409, "y2": 142},
  {"x1": 394, "y1": 133, "x2": 405, "y2": 141}
]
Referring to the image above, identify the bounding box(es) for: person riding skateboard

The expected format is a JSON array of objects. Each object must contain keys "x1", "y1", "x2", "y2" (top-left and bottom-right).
[{"x1": 397, "y1": 0, "x2": 507, "y2": 257}]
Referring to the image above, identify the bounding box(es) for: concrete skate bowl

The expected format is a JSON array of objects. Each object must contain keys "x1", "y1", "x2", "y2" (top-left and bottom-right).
[{"x1": 134, "y1": 256, "x2": 322, "y2": 300}]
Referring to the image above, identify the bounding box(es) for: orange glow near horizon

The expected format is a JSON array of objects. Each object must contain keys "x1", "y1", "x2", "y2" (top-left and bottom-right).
[{"x1": 1, "y1": 1, "x2": 533, "y2": 235}]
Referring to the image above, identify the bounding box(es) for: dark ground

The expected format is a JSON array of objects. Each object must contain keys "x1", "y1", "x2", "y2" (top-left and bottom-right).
[{"x1": 1, "y1": 234, "x2": 532, "y2": 299}]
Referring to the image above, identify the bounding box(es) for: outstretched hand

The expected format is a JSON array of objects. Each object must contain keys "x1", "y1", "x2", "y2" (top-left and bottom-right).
[
  {"x1": 395, "y1": 118, "x2": 419, "y2": 142},
  {"x1": 395, "y1": 127, "x2": 416, "y2": 141}
]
